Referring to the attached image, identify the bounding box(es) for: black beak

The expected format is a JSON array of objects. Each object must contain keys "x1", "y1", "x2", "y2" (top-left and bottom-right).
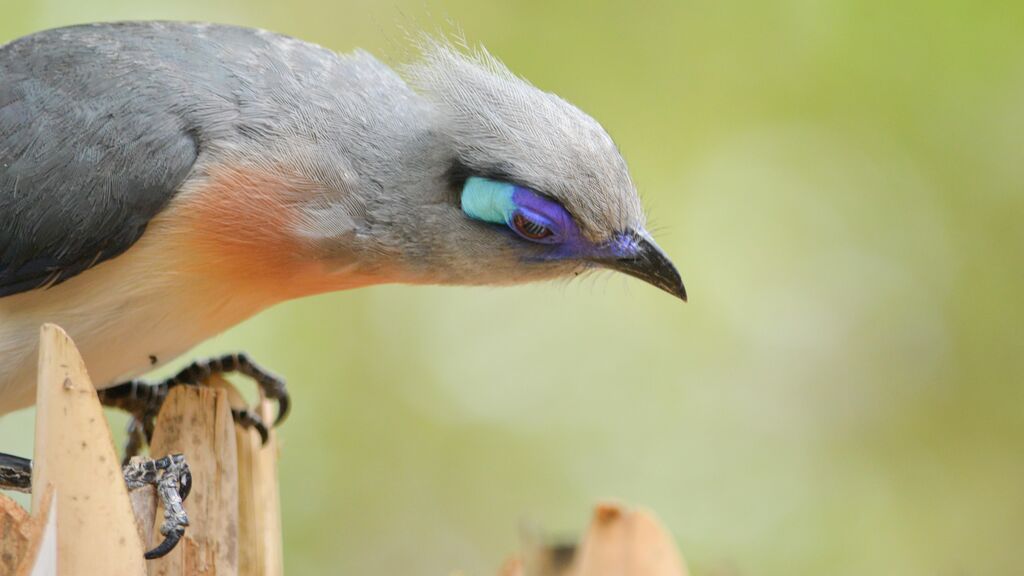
[{"x1": 594, "y1": 234, "x2": 687, "y2": 302}]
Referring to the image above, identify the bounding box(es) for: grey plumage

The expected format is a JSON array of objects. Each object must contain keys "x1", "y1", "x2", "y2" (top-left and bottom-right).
[
  {"x1": 0, "y1": 21, "x2": 646, "y2": 296},
  {"x1": 0, "y1": 22, "x2": 681, "y2": 413},
  {"x1": 0, "y1": 23, "x2": 200, "y2": 296}
]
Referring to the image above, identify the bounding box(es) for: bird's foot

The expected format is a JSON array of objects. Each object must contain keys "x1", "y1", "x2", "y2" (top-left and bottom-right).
[
  {"x1": 123, "y1": 453, "x2": 192, "y2": 559},
  {"x1": 98, "y1": 353, "x2": 289, "y2": 462},
  {"x1": 0, "y1": 451, "x2": 191, "y2": 560}
]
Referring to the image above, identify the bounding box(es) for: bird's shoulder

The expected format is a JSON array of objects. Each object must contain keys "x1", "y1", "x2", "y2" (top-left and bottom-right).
[
  {"x1": 0, "y1": 22, "x2": 418, "y2": 298},
  {"x1": 0, "y1": 23, "x2": 204, "y2": 298}
]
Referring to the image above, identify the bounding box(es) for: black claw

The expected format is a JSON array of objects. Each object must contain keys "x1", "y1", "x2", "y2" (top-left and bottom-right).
[
  {"x1": 232, "y1": 353, "x2": 290, "y2": 428},
  {"x1": 255, "y1": 420, "x2": 270, "y2": 445},
  {"x1": 274, "y1": 394, "x2": 290, "y2": 427},
  {"x1": 232, "y1": 408, "x2": 270, "y2": 445},
  {"x1": 144, "y1": 528, "x2": 184, "y2": 560}
]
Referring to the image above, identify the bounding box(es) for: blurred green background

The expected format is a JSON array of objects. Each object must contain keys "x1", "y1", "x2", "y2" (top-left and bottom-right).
[{"x1": 2, "y1": 1, "x2": 1022, "y2": 574}]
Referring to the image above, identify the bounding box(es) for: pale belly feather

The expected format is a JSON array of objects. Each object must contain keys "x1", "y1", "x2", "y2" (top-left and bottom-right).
[{"x1": 0, "y1": 225, "x2": 270, "y2": 414}]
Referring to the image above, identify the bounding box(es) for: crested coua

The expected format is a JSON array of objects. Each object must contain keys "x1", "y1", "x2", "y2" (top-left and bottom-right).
[{"x1": 0, "y1": 21, "x2": 685, "y2": 557}]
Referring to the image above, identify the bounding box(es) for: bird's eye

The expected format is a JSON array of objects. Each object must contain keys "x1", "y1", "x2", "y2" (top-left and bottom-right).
[
  {"x1": 460, "y1": 177, "x2": 570, "y2": 245},
  {"x1": 511, "y1": 212, "x2": 554, "y2": 241}
]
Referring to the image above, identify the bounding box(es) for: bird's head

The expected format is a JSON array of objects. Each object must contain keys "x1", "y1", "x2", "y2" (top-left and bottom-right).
[{"x1": 304, "y1": 42, "x2": 685, "y2": 301}]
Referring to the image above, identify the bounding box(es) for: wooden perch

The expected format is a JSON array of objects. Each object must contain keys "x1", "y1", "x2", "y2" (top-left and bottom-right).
[
  {"x1": 212, "y1": 379, "x2": 283, "y2": 576},
  {"x1": 30, "y1": 324, "x2": 147, "y2": 575},
  {"x1": 0, "y1": 325, "x2": 284, "y2": 576},
  {"x1": 13, "y1": 485, "x2": 55, "y2": 576},
  {"x1": 147, "y1": 385, "x2": 239, "y2": 575},
  {"x1": 1, "y1": 324, "x2": 689, "y2": 576}
]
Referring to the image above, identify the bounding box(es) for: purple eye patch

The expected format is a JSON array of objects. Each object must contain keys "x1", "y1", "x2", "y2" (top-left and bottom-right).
[{"x1": 461, "y1": 176, "x2": 637, "y2": 261}]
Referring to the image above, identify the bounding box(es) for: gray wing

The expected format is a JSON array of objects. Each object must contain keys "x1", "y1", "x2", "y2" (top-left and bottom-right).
[{"x1": 0, "y1": 25, "x2": 198, "y2": 298}]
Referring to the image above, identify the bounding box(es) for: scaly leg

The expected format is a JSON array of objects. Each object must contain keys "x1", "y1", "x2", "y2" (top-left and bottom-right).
[
  {"x1": 0, "y1": 453, "x2": 31, "y2": 493},
  {"x1": 0, "y1": 451, "x2": 191, "y2": 559},
  {"x1": 98, "y1": 353, "x2": 289, "y2": 461}
]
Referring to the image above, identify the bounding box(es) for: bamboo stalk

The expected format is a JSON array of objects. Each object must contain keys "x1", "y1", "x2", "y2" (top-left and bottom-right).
[
  {"x1": 147, "y1": 386, "x2": 239, "y2": 576},
  {"x1": 13, "y1": 485, "x2": 55, "y2": 576},
  {"x1": 210, "y1": 377, "x2": 283, "y2": 576},
  {"x1": 31, "y1": 324, "x2": 147, "y2": 575},
  {"x1": 13, "y1": 324, "x2": 695, "y2": 576}
]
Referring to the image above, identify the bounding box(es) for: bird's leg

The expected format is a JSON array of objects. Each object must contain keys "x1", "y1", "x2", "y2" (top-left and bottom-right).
[
  {"x1": 0, "y1": 451, "x2": 191, "y2": 560},
  {"x1": 98, "y1": 353, "x2": 289, "y2": 461},
  {"x1": 0, "y1": 452, "x2": 32, "y2": 493}
]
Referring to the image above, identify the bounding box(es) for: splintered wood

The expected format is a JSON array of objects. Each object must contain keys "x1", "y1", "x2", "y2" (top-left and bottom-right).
[
  {"x1": 1, "y1": 324, "x2": 689, "y2": 575},
  {"x1": 147, "y1": 385, "x2": 239, "y2": 576},
  {"x1": 0, "y1": 324, "x2": 284, "y2": 576},
  {"x1": 14, "y1": 486, "x2": 55, "y2": 576},
  {"x1": 30, "y1": 324, "x2": 147, "y2": 575},
  {"x1": 0, "y1": 492, "x2": 30, "y2": 573},
  {"x1": 211, "y1": 379, "x2": 283, "y2": 576}
]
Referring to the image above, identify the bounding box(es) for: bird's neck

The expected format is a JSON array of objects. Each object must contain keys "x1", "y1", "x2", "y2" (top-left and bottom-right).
[{"x1": 163, "y1": 163, "x2": 391, "y2": 303}]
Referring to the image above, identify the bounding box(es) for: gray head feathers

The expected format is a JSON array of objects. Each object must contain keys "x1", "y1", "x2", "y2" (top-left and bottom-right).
[{"x1": 404, "y1": 40, "x2": 644, "y2": 242}]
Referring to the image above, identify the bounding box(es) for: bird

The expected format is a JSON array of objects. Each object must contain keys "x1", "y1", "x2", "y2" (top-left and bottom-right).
[{"x1": 0, "y1": 21, "x2": 686, "y2": 557}]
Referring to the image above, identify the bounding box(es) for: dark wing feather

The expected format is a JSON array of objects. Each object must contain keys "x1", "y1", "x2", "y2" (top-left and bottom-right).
[{"x1": 0, "y1": 25, "x2": 198, "y2": 298}]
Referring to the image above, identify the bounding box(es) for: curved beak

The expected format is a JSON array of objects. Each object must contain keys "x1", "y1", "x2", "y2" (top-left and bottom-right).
[{"x1": 592, "y1": 233, "x2": 687, "y2": 302}]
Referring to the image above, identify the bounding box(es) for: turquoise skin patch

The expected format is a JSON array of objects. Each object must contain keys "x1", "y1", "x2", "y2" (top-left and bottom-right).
[{"x1": 461, "y1": 177, "x2": 517, "y2": 225}]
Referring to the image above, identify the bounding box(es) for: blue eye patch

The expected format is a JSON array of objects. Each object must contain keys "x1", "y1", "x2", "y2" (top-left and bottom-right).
[
  {"x1": 460, "y1": 177, "x2": 517, "y2": 225},
  {"x1": 460, "y1": 176, "x2": 591, "y2": 251}
]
